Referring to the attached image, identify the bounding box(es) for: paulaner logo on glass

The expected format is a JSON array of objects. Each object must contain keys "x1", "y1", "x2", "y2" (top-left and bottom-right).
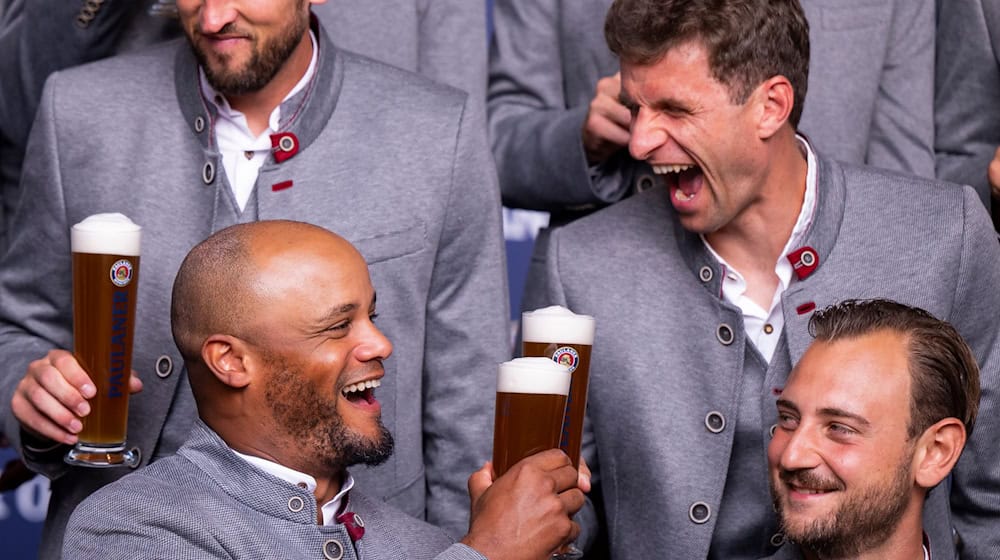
[{"x1": 108, "y1": 289, "x2": 130, "y2": 399}]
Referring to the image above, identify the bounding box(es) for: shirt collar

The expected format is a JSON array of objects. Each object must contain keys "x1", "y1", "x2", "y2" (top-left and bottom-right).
[
  {"x1": 198, "y1": 29, "x2": 319, "y2": 135},
  {"x1": 232, "y1": 449, "x2": 355, "y2": 526}
]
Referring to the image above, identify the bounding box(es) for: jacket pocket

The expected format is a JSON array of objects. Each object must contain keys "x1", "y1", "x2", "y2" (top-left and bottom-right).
[{"x1": 353, "y1": 221, "x2": 427, "y2": 265}]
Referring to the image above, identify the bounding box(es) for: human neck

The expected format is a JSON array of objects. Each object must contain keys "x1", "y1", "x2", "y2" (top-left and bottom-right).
[
  {"x1": 704, "y1": 132, "x2": 808, "y2": 308},
  {"x1": 227, "y1": 29, "x2": 314, "y2": 137}
]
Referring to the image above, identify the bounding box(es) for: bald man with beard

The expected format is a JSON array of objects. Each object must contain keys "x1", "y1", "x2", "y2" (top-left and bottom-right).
[{"x1": 62, "y1": 220, "x2": 584, "y2": 560}]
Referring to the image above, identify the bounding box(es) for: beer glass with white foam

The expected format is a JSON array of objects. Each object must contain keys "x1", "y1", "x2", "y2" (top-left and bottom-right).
[
  {"x1": 522, "y1": 306, "x2": 595, "y2": 470},
  {"x1": 492, "y1": 358, "x2": 571, "y2": 477},
  {"x1": 65, "y1": 214, "x2": 141, "y2": 468}
]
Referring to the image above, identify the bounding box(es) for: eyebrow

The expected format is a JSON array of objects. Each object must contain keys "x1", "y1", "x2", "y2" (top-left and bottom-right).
[
  {"x1": 775, "y1": 398, "x2": 799, "y2": 413},
  {"x1": 312, "y1": 294, "x2": 377, "y2": 329},
  {"x1": 775, "y1": 399, "x2": 870, "y2": 427},
  {"x1": 618, "y1": 90, "x2": 638, "y2": 111},
  {"x1": 817, "y1": 407, "x2": 871, "y2": 428}
]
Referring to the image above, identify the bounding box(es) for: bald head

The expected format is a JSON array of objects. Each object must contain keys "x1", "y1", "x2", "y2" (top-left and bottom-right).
[{"x1": 170, "y1": 220, "x2": 366, "y2": 380}]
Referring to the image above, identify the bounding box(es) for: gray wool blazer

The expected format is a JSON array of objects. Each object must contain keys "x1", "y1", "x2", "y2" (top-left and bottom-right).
[
  {"x1": 0, "y1": 0, "x2": 487, "y2": 253},
  {"x1": 63, "y1": 421, "x2": 488, "y2": 560},
  {"x1": 487, "y1": 0, "x2": 936, "y2": 213},
  {"x1": 543, "y1": 155, "x2": 1000, "y2": 559},
  {"x1": 935, "y1": 0, "x2": 1000, "y2": 209},
  {"x1": 0, "y1": 20, "x2": 508, "y2": 559}
]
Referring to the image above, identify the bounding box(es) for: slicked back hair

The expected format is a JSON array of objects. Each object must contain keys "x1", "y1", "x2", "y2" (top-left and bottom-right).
[
  {"x1": 605, "y1": 0, "x2": 810, "y2": 127},
  {"x1": 808, "y1": 299, "x2": 981, "y2": 439}
]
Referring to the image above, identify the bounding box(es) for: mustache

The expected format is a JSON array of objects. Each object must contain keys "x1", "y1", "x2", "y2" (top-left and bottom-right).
[
  {"x1": 196, "y1": 21, "x2": 250, "y2": 38},
  {"x1": 778, "y1": 468, "x2": 845, "y2": 492}
]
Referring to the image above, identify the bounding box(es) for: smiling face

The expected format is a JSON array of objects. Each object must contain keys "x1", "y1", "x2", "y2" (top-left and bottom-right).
[
  {"x1": 244, "y1": 229, "x2": 394, "y2": 473},
  {"x1": 620, "y1": 41, "x2": 772, "y2": 234},
  {"x1": 177, "y1": 0, "x2": 314, "y2": 96},
  {"x1": 768, "y1": 330, "x2": 921, "y2": 557}
]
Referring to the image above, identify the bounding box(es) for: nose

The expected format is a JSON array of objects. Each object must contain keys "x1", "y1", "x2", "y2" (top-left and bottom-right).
[
  {"x1": 356, "y1": 319, "x2": 393, "y2": 362},
  {"x1": 195, "y1": 0, "x2": 239, "y2": 34},
  {"x1": 770, "y1": 424, "x2": 821, "y2": 473},
  {"x1": 629, "y1": 107, "x2": 670, "y2": 161}
]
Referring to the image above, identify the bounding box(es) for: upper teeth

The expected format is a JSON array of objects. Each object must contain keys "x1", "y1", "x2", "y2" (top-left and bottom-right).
[
  {"x1": 653, "y1": 164, "x2": 694, "y2": 174},
  {"x1": 343, "y1": 379, "x2": 381, "y2": 394}
]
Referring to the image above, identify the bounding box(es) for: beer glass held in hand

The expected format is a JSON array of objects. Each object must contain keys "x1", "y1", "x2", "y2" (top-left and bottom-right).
[
  {"x1": 65, "y1": 214, "x2": 141, "y2": 468},
  {"x1": 522, "y1": 306, "x2": 595, "y2": 470},
  {"x1": 492, "y1": 358, "x2": 571, "y2": 477}
]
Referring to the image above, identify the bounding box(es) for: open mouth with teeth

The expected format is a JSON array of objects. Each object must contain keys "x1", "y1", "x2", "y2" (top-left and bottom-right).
[
  {"x1": 652, "y1": 163, "x2": 704, "y2": 205},
  {"x1": 341, "y1": 379, "x2": 381, "y2": 407}
]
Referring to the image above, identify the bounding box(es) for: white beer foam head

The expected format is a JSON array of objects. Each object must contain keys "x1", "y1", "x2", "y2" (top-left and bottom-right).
[
  {"x1": 71, "y1": 213, "x2": 141, "y2": 256},
  {"x1": 522, "y1": 305, "x2": 595, "y2": 345},
  {"x1": 497, "y1": 357, "x2": 571, "y2": 395}
]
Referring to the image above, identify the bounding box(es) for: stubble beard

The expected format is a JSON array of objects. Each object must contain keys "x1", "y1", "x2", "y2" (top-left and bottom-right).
[
  {"x1": 264, "y1": 363, "x2": 395, "y2": 474},
  {"x1": 189, "y1": 14, "x2": 309, "y2": 97},
  {"x1": 772, "y1": 462, "x2": 913, "y2": 558}
]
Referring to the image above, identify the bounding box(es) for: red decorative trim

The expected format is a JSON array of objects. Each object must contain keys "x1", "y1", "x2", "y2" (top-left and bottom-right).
[
  {"x1": 270, "y1": 132, "x2": 299, "y2": 163},
  {"x1": 787, "y1": 246, "x2": 819, "y2": 280},
  {"x1": 796, "y1": 302, "x2": 816, "y2": 315},
  {"x1": 336, "y1": 510, "x2": 366, "y2": 542},
  {"x1": 272, "y1": 180, "x2": 293, "y2": 192}
]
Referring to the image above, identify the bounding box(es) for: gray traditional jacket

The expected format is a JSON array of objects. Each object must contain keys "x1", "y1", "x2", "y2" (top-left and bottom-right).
[
  {"x1": 63, "y1": 421, "x2": 487, "y2": 560},
  {"x1": 935, "y1": 0, "x2": 1000, "y2": 209},
  {"x1": 0, "y1": 19, "x2": 508, "y2": 559},
  {"x1": 544, "y1": 155, "x2": 1000, "y2": 559}
]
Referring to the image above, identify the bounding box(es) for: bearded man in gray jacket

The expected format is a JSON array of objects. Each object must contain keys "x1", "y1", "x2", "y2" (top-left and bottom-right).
[
  {"x1": 63, "y1": 221, "x2": 583, "y2": 560},
  {"x1": 540, "y1": 0, "x2": 1000, "y2": 558},
  {"x1": 1, "y1": 0, "x2": 509, "y2": 558}
]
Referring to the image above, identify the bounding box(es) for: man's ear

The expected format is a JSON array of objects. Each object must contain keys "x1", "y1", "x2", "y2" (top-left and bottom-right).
[
  {"x1": 754, "y1": 75, "x2": 795, "y2": 140},
  {"x1": 912, "y1": 418, "x2": 967, "y2": 489},
  {"x1": 201, "y1": 334, "x2": 253, "y2": 389}
]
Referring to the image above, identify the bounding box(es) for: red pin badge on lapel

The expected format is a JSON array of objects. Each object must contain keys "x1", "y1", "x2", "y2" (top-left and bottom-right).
[
  {"x1": 270, "y1": 132, "x2": 299, "y2": 163},
  {"x1": 787, "y1": 246, "x2": 819, "y2": 280}
]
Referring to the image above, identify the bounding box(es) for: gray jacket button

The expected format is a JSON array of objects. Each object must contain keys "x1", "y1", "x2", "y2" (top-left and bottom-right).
[
  {"x1": 769, "y1": 423, "x2": 778, "y2": 438},
  {"x1": 716, "y1": 324, "x2": 734, "y2": 345},
  {"x1": 636, "y1": 173, "x2": 656, "y2": 192},
  {"x1": 770, "y1": 533, "x2": 786, "y2": 547},
  {"x1": 699, "y1": 266, "x2": 714, "y2": 282},
  {"x1": 194, "y1": 116, "x2": 206, "y2": 133},
  {"x1": 155, "y1": 355, "x2": 173, "y2": 378},
  {"x1": 287, "y1": 496, "x2": 304, "y2": 513},
  {"x1": 705, "y1": 411, "x2": 725, "y2": 433},
  {"x1": 202, "y1": 161, "x2": 215, "y2": 184},
  {"x1": 323, "y1": 539, "x2": 344, "y2": 560},
  {"x1": 689, "y1": 501, "x2": 711, "y2": 524}
]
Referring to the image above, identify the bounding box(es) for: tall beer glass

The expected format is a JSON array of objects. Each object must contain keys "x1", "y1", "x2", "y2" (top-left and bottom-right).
[
  {"x1": 523, "y1": 307, "x2": 594, "y2": 560},
  {"x1": 522, "y1": 306, "x2": 595, "y2": 469},
  {"x1": 492, "y1": 358, "x2": 571, "y2": 477},
  {"x1": 65, "y1": 214, "x2": 141, "y2": 468}
]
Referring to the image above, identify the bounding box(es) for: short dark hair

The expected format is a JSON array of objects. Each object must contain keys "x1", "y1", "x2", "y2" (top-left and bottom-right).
[
  {"x1": 808, "y1": 299, "x2": 981, "y2": 438},
  {"x1": 604, "y1": 0, "x2": 810, "y2": 127}
]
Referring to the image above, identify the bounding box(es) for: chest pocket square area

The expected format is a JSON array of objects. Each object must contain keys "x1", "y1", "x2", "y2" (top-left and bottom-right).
[{"x1": 353, "y1": 222, "x2": 427, "y2": 265}]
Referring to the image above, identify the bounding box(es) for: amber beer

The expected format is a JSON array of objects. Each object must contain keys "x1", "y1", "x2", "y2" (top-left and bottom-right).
[
  {"x1": 522, "y1": 306, "x2": 595, "y2": 470},
  {"x1": 492, "y1": 358, "x2": 571, "y2": 477},
  {"x1": 65, "y1": 214, "x2": 141, "y2": 468}
]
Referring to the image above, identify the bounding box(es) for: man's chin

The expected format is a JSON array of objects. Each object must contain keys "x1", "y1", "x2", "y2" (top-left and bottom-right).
[{"x1": 341, "y1": 424, "x2": 395, "y2": 468}]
